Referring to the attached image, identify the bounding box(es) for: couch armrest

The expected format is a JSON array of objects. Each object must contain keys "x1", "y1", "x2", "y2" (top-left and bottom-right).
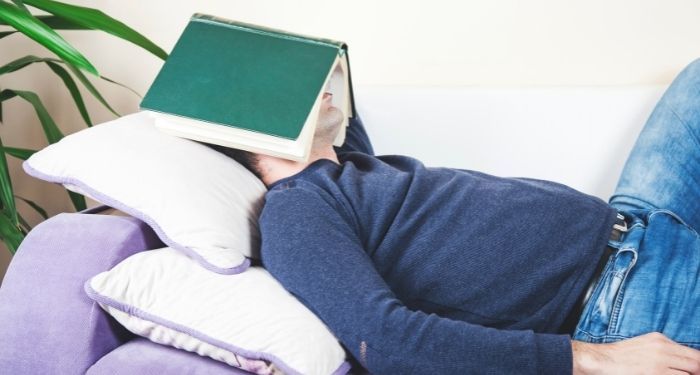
[{"x1": 0, "y1": 211, "x2": 164, "y2": 374}]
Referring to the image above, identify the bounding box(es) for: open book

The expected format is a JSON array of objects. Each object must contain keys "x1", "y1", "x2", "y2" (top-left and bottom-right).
[{"x1": 140, "y1": 13, "x2": 355, "y2": 162}]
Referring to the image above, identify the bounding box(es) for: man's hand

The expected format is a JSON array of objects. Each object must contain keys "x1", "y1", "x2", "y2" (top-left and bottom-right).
[{"x1": 572, "y1": 332, "x2": 700, "y2": 374}]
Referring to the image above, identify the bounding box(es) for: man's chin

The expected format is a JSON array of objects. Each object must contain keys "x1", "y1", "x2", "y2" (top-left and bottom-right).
[{"x1": 317, "y1": 106, "x2": 345, "y2": 134}]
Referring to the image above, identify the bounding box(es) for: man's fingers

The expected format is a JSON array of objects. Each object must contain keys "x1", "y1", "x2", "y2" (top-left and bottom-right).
[
  {"x1": 666, "y1": 370, "x2": 691, "y2": 375},
  {"x1": 670, "y1": 353, "x2": 700, "y2": 375},
  {"x1": 654, "y1": 331, "x2": 700, "y2": 375},
  {"x1": 668, "y1": 343, "x2": 700, "y2": 375}
]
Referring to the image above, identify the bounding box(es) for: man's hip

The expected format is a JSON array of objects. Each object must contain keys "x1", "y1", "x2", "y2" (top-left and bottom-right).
[{"x1": 572, "y1": 208, "x2": 700, "y2": 349}]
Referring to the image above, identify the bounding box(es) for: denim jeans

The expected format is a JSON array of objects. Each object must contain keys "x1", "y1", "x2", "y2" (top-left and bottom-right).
[{"x1": 572, "y1": 58, "x2": 700, "y2": 349}]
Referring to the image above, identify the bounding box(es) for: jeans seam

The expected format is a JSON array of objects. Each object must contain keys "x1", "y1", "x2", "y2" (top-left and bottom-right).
[
  {"x1": 647, "y1": 208, "x2": 700, "y2": 238},
  {"x1": 665, "y1": 100, "x2": 700, "y2": 149},
  {"x1": 607, "y1": 270, "x2": 627, "y2": 334},
  {"x1": 609, "y1": 195, "x2": 658, "y2": 216}
]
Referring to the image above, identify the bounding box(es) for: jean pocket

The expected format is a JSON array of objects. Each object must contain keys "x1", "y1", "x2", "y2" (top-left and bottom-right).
[
  {"x1": 606, "y1": 247, "x2": 638, "y2": 336},
  {"x1": 574, "y1": 245, "x2": 639, "y2": 342}
]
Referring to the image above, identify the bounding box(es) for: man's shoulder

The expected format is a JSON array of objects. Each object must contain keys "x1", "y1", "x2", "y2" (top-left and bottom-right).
[
  {"x1": 266, "y1": 182, "x2": 322, "y2": 201},
  {"x1": 262, "y1": 182, "x2": 358, "y2": 227},
  {"x1": 264, "y1": 182, "x2": 339, "y2": 213}
]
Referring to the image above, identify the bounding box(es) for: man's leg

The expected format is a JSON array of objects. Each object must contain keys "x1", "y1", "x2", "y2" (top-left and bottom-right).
[
  {"x1": 609, "y1": 57, "x2": 700, "y2": 227},
  {"x1": 574, "y1": 58, "x2": 700, "y2": 348}
]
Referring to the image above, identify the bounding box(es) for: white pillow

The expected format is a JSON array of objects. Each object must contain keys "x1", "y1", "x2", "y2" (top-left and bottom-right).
[
  {"x1": 84, "y1": 247, "x2": 351, "y2": 375},
  {"x1": 23, "y1": 111, "x2": 267, "y2": 274}
]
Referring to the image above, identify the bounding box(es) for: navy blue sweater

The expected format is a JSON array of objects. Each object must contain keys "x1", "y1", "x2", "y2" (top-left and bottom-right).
[{"x1": 259, "y1": 117, "x2": 618, "y2": 374}]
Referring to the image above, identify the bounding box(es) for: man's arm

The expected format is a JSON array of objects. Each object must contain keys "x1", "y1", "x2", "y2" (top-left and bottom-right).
[
  {"x1": 333, "y1": 115, "x2": 375, "y2": 155},
  {"x1": 260, "y1": 187, "x2": 572, "y2": 374}
]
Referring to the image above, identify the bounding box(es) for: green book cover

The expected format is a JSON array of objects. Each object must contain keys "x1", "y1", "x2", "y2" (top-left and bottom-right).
[{"x1": 140, "y1": 13, "x2": 354, "y2": 140}]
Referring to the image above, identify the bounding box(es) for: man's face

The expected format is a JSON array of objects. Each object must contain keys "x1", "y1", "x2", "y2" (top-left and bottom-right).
[{"x1": 315, "y1": 92, "x2": 345, "y2": 140}]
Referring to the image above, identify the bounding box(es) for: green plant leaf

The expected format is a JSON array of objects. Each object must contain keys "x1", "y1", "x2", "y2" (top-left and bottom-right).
[
  {"x1": 0, "y1": 55, "x2": 45, "y2": 75},
  {"x1": 0, "y1": 211, "x2": 24, "y2": 254},
  {"x1": 14, "y1": 194, "x2": 48, "y2": 219},
  {"x1": 67, "y1": 189, "x2": 86, "y2": 211},
  {"x1": 99, "y1": 75, "x2": 142, "y2": 98},
  {"x1": 0, "y1": 89, "x2": 15, "y2": 123},
  {"x1": 63, "y1": 62, "x2": 120, "y2": 117},
  {"x1": 35, "y1": 14, "x2": 83, "y2": 29},
  {"x1": 0, "y1": 15, "x2": 86, "y2": 39},
  {"x1": 22, "y1": 0, "x2": 168, "y2": 60},
  {"x1": 0, "y1": 89, "x2": 64, "y2": 144},
  {"x1": 4, "y1": 146, "x2": 36, "y2": 160},
  {"x1": 0, "y1": 56, "x2": 92, "y2": 125},
  {"x1": 10, "y1": 0, "x2": 29, "y2": 12},
  {"x1": 16, "y1": 212, "x2": 31, "y2": 233},
  {"x1": 0, "y1": 136, "x2": 18, "y2": 226},
  {"x1": 46, "y1": 61, "x2": 92, "y2": 126},
  {"x1": 0, "y1": 1, "x2": 98, "y2": 75},
  {"x1": 0, "y1": 14, "x2": 86, "y2": 29},
  {"x1": 0, "y1": 56, "x2": 130, "y2": 118}
]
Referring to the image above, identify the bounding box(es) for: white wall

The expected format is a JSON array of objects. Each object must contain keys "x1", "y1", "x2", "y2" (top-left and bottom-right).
[{"x1": 2, "y1": 0, "x2": 700, "y2": 282}]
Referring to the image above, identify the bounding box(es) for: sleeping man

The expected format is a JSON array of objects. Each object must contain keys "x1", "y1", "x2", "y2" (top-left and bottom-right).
[{"x1": 209, "y1": 59, "x2": 700, "y2": 374}]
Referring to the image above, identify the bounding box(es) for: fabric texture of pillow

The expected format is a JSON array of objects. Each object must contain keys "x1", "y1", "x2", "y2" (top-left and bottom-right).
[
  {"x1": 23, "y1": 111, "x2": 267, "y2": 274},
  {"x1": 84, "y1": 247, "x2": 351, "y2": 375}
]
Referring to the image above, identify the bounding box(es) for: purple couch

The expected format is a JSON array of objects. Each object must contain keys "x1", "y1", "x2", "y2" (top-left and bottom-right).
[{"x1": 0, "y1": 205, "x2": 362, "y2": 374}]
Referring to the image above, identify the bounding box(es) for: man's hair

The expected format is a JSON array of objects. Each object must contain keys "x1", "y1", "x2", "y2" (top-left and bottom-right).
[{"x1": 203, "y1": 143, "x2": 263, "y2": 180}]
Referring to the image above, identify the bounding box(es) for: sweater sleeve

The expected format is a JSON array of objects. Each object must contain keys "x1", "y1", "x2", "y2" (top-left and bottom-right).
[{"x1": 259, "y1": 187, "x2": 573, "y2": 375}]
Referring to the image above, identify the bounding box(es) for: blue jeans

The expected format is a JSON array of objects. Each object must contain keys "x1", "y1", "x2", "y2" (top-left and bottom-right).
[{"x1": 573, "y1": 58, "x2": 700, "y2": 349}]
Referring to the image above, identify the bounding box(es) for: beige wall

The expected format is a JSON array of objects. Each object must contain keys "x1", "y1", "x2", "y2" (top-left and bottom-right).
[{"x1": 2, "y1": 0, "x2": 700, "y2": 283}]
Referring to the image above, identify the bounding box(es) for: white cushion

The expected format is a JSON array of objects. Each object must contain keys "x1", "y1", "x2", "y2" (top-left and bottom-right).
[
  {"x1": 84, "y1": 247, "x2": 350, "y2": 375},
  {"x1": 23, "y1": 111, "x2": 267, "y2": 274}
]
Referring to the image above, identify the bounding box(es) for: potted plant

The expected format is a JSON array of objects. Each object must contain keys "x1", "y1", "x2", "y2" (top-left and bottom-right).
[{"x1": 0, "y1": 0, "x2": 167, "y2": 254}]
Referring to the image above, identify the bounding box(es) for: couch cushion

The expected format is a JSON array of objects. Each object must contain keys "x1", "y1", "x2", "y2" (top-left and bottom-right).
[
  {"x1": 0, "y1": 213, "x2": 163, "y2": 374},
  {"x1": 85, "y1": 246, "x2": 351, "y2": 375},
  {"x1": 87, "y1": 337, "x2": 254, "y2": 375},
  {"x1": 23, "y1": 111, "x2": 267, "y2": 275}
]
